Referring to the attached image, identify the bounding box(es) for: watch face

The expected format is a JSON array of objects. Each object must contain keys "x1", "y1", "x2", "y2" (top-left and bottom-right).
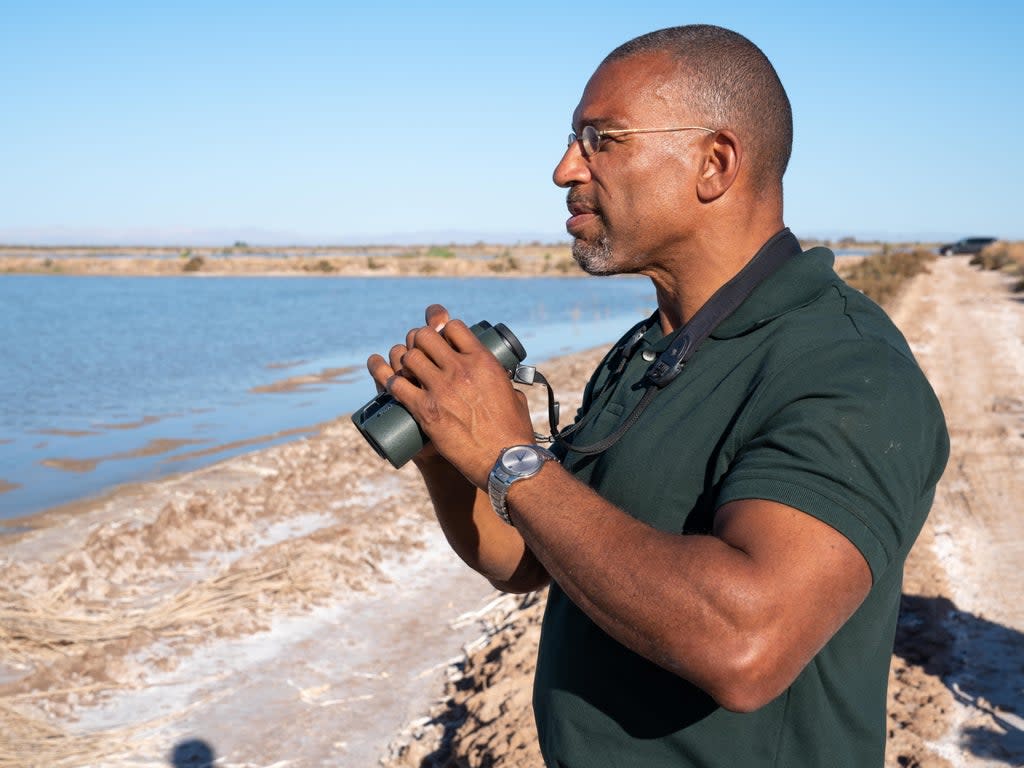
[{"x1": 501, "y1": 446, "x2": 543, "y2": 474}]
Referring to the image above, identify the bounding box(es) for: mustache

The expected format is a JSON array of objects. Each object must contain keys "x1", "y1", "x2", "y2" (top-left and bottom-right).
[{"x1": 566, "y1": 190, "x2": 599, "y2": 214}]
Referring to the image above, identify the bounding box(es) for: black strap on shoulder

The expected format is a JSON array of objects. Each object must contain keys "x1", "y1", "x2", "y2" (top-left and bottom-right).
[
  {"x1": 643, "y1": 228, "x2": 802, "y2": 388},
  {"x1": 556, "y1": 229, "x2": 802, "y2": 457}
]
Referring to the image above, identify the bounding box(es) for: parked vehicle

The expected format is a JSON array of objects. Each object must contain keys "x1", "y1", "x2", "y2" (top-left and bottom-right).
[{"x1": 939, "y1": 237, "x2": 997, "y2": 256}]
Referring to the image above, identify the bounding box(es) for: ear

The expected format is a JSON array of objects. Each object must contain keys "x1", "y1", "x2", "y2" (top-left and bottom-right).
[{"x1": 696, "y1": 129, "x2": 741, "y2": 203}]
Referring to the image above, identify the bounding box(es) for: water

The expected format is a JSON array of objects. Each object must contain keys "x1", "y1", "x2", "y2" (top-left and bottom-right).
[{"x1": 0, "y1": 274, "x2": 655, "y2": 519}]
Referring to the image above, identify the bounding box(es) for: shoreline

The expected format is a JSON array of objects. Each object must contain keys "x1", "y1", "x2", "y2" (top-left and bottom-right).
[{"x1": 0, "y1": 343, "x2": 610, "y2": 766}]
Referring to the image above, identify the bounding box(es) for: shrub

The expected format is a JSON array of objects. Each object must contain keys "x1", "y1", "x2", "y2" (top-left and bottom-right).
[
  {"x1": 970, "y1": 242, "x2": 1018, "y2": 272},
  {"x1": 553, "y1": 256, "x2": 578, "y2": 274},
  {"x1": 844, "y1": 248, "x2": 936, "y2": 306},
  {"x1": 183, "y1": 255, "x2": 205, "y2": 272},
  {"x1": 488, "y1": 249, "x2": 520, "y2": 273},
  {"x1": 426, "y1": 246, "x2": 456, "y2": 259}
]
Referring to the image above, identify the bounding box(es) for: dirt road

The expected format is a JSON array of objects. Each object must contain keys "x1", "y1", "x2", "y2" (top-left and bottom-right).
[{"x1": 885, "y1": 256, "x2": 1024, "y2": 766}]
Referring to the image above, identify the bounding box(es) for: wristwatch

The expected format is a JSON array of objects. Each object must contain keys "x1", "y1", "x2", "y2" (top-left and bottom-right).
[{"x1": 488, "y1": 444, "x2": 557, "y2": 525}]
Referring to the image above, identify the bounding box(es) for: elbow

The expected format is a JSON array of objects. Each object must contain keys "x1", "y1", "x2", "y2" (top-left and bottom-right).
[
  {"x1": 660, "y1": 631, "x2": 792, "y2": 714},
  {"x1": 710, "y1": 678, "x2": 782, "y2": 714},
  {"x1": 704, "y1": 639, "x2": 794, "y2": 713},
  {"x1": 485, "y1": 555, "x2": 551, "y2": 594}
]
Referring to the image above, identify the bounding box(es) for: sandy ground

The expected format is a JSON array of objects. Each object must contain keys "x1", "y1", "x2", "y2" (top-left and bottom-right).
[{"x1": 1, "y1": 255, "x2": 1021, "y2": 767}]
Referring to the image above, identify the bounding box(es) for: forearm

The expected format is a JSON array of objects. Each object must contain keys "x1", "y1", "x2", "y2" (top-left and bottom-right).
[{"x1": 415, "y1": 454, "x2": 549, "y2": 593}]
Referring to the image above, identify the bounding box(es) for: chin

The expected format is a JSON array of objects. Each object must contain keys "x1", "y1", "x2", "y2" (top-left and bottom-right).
[{"x1": 572, "y1": 236, "x2": 618, "y2": 276}]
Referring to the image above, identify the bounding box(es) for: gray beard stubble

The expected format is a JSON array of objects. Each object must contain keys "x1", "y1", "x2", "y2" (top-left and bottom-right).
[{"x1": 571, "y1": 236, "x2": 615, "y2": 276}]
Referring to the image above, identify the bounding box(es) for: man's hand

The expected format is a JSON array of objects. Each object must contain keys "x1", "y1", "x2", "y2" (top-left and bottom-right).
[
  {"x1": 366, "y1": 304, "x2": 536, "y2": 486},
  {"x1": 364, "y1": 305, "x2": 548, "y2": 592},
  {"x1": 366, "y1": 305, "x2": 449, "y2": 466}
]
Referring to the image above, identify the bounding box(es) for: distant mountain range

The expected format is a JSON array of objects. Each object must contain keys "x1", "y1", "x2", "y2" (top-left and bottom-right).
[{"x1": 0, "y1": 225, "x2": 989, "y2": 247}]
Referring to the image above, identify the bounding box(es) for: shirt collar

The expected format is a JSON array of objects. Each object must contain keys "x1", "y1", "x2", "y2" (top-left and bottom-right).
[
  {"x1": 635, "y1": 244, "x2": 838, "y2": 356},
  {"x1": 709, "y1": 246, "x2": 837, "y2": 339}
]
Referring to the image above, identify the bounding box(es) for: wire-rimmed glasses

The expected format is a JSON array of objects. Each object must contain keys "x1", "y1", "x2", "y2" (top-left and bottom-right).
[{"x1": 568, "y1": 124, "x2": 715, "y2": 158}]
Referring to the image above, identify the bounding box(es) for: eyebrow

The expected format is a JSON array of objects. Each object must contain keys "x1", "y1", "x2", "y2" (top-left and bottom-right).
[{"x1": 572, "y1": 116, "x2": 627, "y2": 132}]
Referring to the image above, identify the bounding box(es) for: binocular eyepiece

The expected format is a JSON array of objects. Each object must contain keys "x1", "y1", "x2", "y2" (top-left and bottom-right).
[{"x1": 351, "y1": 321, "x2": 527, "y2": 468}]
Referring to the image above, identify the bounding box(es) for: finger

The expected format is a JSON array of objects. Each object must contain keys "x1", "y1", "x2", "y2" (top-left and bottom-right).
[
  {"x1": 439, "y1": 319, "x2": 487, "y2": 355},
  {"x1": 385, "y1": 370, "x2": 426, "y2": 409},
  {"x1": 409, "y1": 325, "x2": 458, "y2": 365},
  {"x1": 389, "y1": 343, "x2": 409, "y2": 373},
  {"x1": 398, "y1": 345, "x2": 445, "y2": 388},
  {"x1": 367, "y1": 353, "x2": 396, "y2": 392},
  {"x1": 425, "y1": 304, "x2": 451, "y2": 331}
]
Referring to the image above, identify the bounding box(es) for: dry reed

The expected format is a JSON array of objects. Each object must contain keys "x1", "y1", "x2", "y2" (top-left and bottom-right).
[
  {"x1": 842, "y1": 247, "x2": 937, "y2": 305},
  {"x1": 0, "y1": 560, "x2": 318, "y2": 767},
  {"x1": 0, "y1": 565, "x2": 295, "y2": 665}
]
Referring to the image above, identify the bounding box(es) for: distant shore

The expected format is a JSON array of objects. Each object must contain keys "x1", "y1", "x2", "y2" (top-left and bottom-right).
[
  {"x1": 0, "y1": 239, "x2": 890, "y2": 278},
  {"x1": 0, "y1": 243, "x2": 582, "y2": 277}
]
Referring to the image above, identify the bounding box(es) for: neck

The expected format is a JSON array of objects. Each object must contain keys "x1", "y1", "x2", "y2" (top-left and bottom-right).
[{"x1": 648, "y1": 219, "x2": 786, "y2": 334}]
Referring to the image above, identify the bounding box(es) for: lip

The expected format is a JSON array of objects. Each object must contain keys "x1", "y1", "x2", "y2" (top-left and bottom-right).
[
  {"x1": 566, "y1": 198, "x2": 599, "y2": 236},
  {"x1": 566, "y1": 211, "x2": 598, "y2": 235}
]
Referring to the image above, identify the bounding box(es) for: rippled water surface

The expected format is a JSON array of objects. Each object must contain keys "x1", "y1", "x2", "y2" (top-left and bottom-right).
[{"x1": 0, "y1": 274, "x2": 655, "y2": 519}]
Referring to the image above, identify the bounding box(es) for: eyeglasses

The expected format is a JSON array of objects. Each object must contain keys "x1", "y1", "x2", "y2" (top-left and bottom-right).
[{"x1": 568, "y1": 124, "x2": 715, "y2": 158}]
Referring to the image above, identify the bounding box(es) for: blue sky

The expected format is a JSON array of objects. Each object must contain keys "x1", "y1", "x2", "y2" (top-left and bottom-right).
[{"x1": 2, "y1": 1, "x2": 1022, "y2": 245}]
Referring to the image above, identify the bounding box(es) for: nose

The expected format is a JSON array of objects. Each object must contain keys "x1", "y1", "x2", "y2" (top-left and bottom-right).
[{"x1": 553, "y1": 139, "x2": 591, "y2": 188}]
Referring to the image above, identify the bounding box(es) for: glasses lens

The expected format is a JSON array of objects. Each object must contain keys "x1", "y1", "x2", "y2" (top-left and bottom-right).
[
  {"x1": 581, "y1": 125, "x2": 600, "y2": 157},
  {"x1": 567, "y1": 132, "x2": 577, "y2": 149}
]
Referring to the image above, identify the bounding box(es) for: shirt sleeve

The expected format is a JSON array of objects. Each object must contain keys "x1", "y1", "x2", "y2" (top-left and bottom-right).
[{"x1": 715, "y1": 339, "x2": 949, "y2": 581}]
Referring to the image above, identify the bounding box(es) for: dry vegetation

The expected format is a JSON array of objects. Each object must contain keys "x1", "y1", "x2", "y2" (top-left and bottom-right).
[
  {"x1": 0, "y1": 243, "x2": 582, "y2": 277},
  {"x1": 969, "y1": 240, "x2": 1024, "y2": 291},
  {"x1": 835, "y1": 239, "x2": 1024, "y2": 304},
  {"x1": 840, "y1": 246, "x2": 938, "y2": 305}
]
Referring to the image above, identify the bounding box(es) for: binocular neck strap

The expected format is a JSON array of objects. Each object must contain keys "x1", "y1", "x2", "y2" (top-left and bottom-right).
[{"x1": 555, "y1": 228, "x2": 803, "y2": 457}]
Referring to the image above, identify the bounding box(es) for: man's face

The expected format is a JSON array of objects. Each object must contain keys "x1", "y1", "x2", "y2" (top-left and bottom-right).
[{"x1": 554, "y1": 52, "x2": 706, "y2": 276}]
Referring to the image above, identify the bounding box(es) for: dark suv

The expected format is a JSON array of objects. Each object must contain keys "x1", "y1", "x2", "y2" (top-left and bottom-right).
[{"x1": 939, "y1": 237, "x2": 996, "y2": 256}]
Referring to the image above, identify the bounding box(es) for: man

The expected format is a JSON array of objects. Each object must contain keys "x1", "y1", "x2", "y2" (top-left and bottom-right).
[{"x1": 366, "y1": 25, "x2": 949, "y2": 767}]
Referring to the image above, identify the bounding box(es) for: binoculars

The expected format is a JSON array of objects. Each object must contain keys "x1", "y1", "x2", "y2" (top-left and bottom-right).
[{"x1": 351, "y1": 321, "x2": 527, "y2": 468}]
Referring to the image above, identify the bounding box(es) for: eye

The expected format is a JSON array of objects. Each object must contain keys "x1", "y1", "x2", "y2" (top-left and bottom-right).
[{"x1": 580, "y1": 125, "x2": 603, "y2": 156}]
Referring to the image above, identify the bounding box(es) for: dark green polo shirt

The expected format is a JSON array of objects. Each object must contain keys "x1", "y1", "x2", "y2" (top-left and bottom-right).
[{"x1": 534, "y1": 247, "x2": 949, "y2": 768}]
